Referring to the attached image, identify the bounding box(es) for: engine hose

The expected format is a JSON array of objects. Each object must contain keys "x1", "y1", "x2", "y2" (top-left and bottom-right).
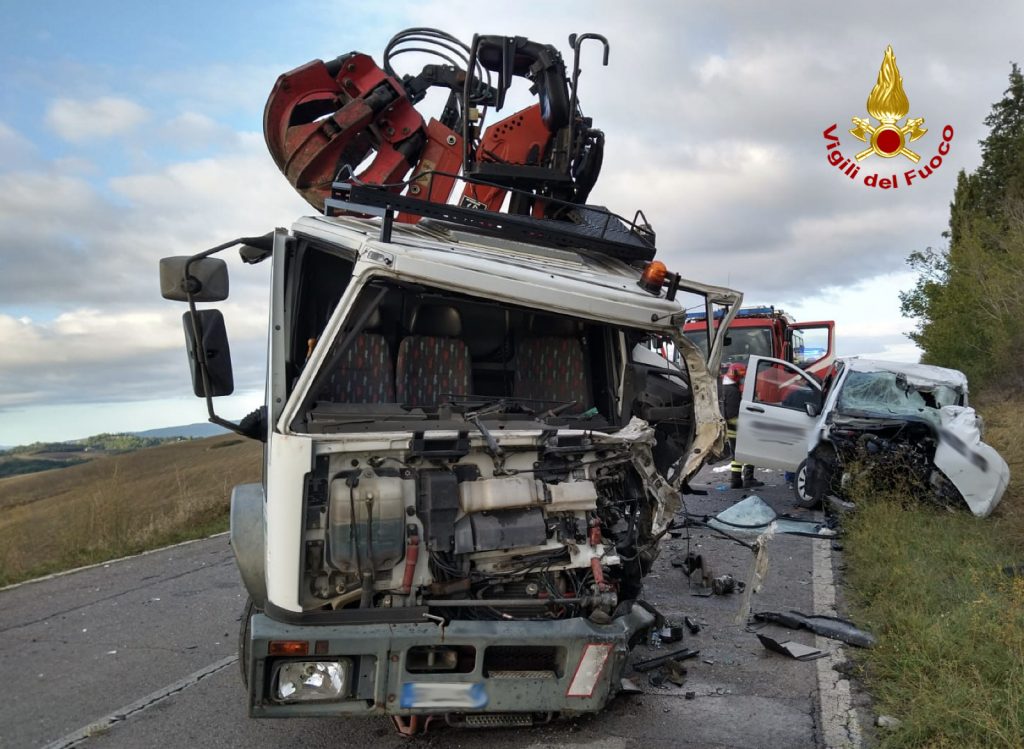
[
  {"x1": 348, "y1": 481, "x2": 363, "y2": 579},
  {"x1": 360, "y1": 494, "x2": 376, "y2": 608}
]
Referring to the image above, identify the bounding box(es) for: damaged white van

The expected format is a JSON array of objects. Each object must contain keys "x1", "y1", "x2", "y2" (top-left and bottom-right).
[{"x1": 733, "y1": 356, "x2": 1010, "y2": 516}]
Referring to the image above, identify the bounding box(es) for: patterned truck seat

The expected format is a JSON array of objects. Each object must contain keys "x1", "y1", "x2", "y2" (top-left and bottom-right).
[
  {"x1": 329, "y1": 332, "x2": 395, "y2": 402},
  {"x1": 396, "y1": 305, "x2": 471, "y2": 407},
  {"x1": 325, "y1": 306, "x2": 395, "y2": 403},
  {"x1": 515, "y1": 316, "x2": 588, "y2": 412}
]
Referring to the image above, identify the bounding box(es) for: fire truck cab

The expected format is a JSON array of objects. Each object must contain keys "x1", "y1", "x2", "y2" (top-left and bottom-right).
[{"x1": 682, "y1": 305, "x2": 835, "y2": 381}]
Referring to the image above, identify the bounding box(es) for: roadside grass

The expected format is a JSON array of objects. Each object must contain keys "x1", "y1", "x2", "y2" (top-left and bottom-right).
[
  {"x1": 844, "y1": 392, "x2": 1024, "y2": 748},
  {"x1": 0, "y1": 435, "x2": 261, "y2": 586}
]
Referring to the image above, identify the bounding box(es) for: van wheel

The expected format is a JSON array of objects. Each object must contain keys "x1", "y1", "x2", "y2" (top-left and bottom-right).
[
  {"x1": 239, "y1": 596, "x2": 261, "y2": 689},
  {"x1": 792, "y1": 460, "x2": 818, "y2": 509}
]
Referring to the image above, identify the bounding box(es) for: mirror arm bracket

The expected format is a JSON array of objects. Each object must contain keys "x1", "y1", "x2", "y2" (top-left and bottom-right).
[{"x1": 182, "y1": 233, "x2": 274, "y2": 440}]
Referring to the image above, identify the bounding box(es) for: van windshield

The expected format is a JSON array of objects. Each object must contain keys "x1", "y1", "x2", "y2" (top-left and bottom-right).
[{"x1": 836, "y1": 370, "x2": 962, "y2": 421}]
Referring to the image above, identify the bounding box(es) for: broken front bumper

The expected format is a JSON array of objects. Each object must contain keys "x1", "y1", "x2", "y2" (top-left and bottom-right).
[{"x1": 246, "y1": 605, "x2": 654, "y2": 720}]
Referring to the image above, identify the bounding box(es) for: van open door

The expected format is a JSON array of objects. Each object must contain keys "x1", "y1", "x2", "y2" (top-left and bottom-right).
[
  {"x1": 789, "y1": 321, "x2": 834, "y2": 381},
  {"x1": 734, "y1": 356, "x2": 822, "y2": 471}
]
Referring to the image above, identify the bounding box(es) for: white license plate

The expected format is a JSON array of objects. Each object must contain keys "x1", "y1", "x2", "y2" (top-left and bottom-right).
[{"x1": 399, "y1": 682, "x2": 488, "y2": 709}]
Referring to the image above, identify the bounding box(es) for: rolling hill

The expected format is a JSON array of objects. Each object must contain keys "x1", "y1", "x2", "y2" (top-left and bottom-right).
[{"x1": 0, "y1": 434, "x2": 261, "y2": 585}]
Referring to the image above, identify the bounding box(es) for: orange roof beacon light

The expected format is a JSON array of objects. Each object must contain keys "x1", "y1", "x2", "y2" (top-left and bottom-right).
[{"x1": 638, "y1": 260, "x2": 668, "y2": 295}]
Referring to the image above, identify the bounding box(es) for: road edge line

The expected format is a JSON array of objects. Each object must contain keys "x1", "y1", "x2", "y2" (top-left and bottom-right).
[
  {"x1": 812, "y1": 539, "x2": 863, "y2": 748},
  {"x1": 0, "y1": 531, "x2": 230, "y2": 594},
  {"x1": 42, "y1": 655, "x2": 238, "y2": 749}
]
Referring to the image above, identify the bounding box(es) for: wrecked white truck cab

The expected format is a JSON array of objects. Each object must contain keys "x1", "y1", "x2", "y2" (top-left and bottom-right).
[
  {"x1": 160, "y1": 208, "x2": 741, "y2": 728},
  {"x1": 734, "y1": 356, "x2": 1010, "y2": 516}
]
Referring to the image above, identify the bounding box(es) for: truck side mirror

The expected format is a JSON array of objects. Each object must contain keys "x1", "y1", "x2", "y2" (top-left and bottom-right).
[
  {"x1": 182, "y1": 310, "x2": 234, "y2": 397},
  {"x1": 160, "y1": 256, "x2": 229, "y2": 302},
  {"x1": 805, "y1": 401, "x2": 819, "y2": 418}
]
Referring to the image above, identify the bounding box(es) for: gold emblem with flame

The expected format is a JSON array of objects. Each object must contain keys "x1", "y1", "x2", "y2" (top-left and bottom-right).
[{"x1": 850, "y1": 46, "x2": 927, "y2": 162}]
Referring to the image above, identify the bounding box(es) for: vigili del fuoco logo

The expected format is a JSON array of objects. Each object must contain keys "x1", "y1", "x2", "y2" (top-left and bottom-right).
[{"x1": 823, "y1": 45, "x2": 953, "y2": 189}]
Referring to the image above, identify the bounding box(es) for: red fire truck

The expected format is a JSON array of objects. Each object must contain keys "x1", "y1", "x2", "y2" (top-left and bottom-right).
[{"x1": 682, "y1": 306, "x2": 835, "y2": 380}]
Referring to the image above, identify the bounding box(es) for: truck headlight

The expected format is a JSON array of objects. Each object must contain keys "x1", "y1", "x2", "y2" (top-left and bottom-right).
[{"x1": 274, "y1": 660, "x2": 350, "y2": 702}]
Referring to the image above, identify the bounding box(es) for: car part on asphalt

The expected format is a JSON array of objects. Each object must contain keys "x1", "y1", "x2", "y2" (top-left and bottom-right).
[
  {"x1": 711, "y1": 574, "x2": 743, "y2": 596},
  {"x1": 753, "y1": 611, "x2": 877, "y2": 648},
  {"x1": 704, "y1": 495, "x2": 837, "y2": 539},
  {"x1": 659, "y1": 623, "x2": 684, "y2": 643},
  {"x1": 631, "y1": 647, "x2": 701, "y2": 673},
  {"x1": 755, "y1": 633, "x2": 827, "y2": 661}
]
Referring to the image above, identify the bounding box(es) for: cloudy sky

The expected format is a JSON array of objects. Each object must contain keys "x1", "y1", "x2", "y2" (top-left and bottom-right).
[{"x1": 0, "y1": 1, "x2": 1019, "y2": 445}]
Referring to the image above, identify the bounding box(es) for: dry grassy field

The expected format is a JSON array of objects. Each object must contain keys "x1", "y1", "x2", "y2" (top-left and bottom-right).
[{"x1": 0, "y1": 435, "x2": 262, "y2": 585}]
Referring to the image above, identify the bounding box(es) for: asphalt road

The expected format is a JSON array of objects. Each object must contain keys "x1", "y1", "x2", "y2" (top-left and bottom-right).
[{"x1": 0, "y1": 467, "x2": 860, "y2": 749}]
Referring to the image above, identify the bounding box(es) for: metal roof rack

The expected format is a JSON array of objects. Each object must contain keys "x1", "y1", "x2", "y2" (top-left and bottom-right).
[
  {"x1": 324, "y1": 180, "x2": 658, "y2": 263},
  {"x1": 685, "y1": 305, "x2": 777, "y2": 322}
]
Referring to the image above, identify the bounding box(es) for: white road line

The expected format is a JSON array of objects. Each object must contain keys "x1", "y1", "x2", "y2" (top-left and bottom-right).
[
  {"x1": 0, "y1": 531, "x2": 229, "y2": 593},
  {"x1": 812, "y1": 539, "x2": 863, "y2": 748},
  {"x1": 42, "y1": 655, "x2": 238, "y2": 749}
]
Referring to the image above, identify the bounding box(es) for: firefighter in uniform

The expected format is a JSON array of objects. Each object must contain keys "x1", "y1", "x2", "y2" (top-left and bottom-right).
[{"x1": 721, "y1": 362, "x2": 764, "y2": 490}]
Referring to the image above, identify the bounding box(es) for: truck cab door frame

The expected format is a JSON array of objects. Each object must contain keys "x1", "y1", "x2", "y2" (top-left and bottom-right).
[
  {"x1": 268, "y1": 228, "x2": 293, "y2": 429},
  {"x1": 734, "y1": 355, "x2": 822, "y2": 471}
]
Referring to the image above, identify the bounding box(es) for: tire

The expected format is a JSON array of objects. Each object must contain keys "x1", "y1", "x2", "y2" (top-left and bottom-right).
[
  {"x1": 792, "y1": 459, "x2": 818, "y2": 509},
  {"x1": 238, "y1": 596, "x2": 261, "y2": 689}
]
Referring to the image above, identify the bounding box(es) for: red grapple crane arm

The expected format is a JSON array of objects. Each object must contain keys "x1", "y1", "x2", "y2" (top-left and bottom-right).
[
  {"x1": 263, "y1": 53, "x2": 427, "y2": 211},
  {"x1": 262, "y1": 29, "x2": 609, "y2": 223}
]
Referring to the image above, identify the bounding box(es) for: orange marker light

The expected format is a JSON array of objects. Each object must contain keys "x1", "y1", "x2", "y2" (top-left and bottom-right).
[
  {"x1": 269, "y1": 640, "x2": 309, "y2": 656},
  {"x1": 638, "y1": 261, "x2": 668, "y2": 295}
]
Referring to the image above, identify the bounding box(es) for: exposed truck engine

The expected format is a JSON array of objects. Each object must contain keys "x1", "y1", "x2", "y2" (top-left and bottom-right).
[{"x1": 158, "y1": 27, "x2": 743, "y2": 733}]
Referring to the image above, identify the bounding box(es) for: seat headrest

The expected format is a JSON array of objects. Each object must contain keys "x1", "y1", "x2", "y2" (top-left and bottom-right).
[
  {"x1": 528, "y1": 314, "x2": 581, "y2": 337},
  {"x1": 347, "y1": 301, "x2": 383, "y2": 332},
  {"x1": 409, "y1": 305, "x2": 462, "y2": 337},
  {"x1": 363, "y1": 307, "x2": 383, "y2": 331}
]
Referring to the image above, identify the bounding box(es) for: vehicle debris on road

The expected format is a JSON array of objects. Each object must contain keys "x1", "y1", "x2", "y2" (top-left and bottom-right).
[
  {"x1": 674, "y1": 551, "x2": 746, "y2": 596},
  {"x1": 631, "y1": 647, "x2": 700, "y2": 673},
  {"x1": 705, "y1": 495, "x2": 837, "y2": 538},
  {"x1": 756, "y1": 633, "x2": 827, "y2": 661},
  {"x1": 752, "y1": 610, "x2": 877, "y2": 648}
]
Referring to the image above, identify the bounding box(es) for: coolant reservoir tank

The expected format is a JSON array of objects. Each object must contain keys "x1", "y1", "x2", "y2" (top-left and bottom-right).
[
  {"x1": 328, "y1": 471, "x2": 406, "y2": 572},
  {"x1": 459, "y1": 476, "x2": 542, "y2": 512},
  {"x1": 459, "y1": 476, "x2": 598, "y2": 512}
]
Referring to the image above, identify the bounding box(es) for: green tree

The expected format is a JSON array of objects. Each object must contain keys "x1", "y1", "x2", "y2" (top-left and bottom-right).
[{"x1": 901, "y1": 64, "x2": 1024, "y2": 389}]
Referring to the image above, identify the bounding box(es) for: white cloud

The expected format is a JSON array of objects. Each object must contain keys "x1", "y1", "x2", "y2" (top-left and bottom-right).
[
  {"x1": 45, "y1": 96, "x2": 151, "y2": 142},
  {"x1": 0, "y1": 127, "x2": 304, "y2": 419},
  {"x1": 0, "y1": 300, "x2": 269, "y2": 410},
  {"x1": 0, "y1": 132, "x2": 306, "y2": 308},
  {"x1": 0, "y1": 120, "x2": 38, "y2": 169},
  {"x1": 850, "y1": 341, "x2": 924, "y2": 362},
  {"x1": 161, "y1": 111, "x2": 237, "y2": 150}
]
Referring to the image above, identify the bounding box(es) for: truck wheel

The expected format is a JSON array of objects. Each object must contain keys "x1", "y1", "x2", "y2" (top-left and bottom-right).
[
  {"x1": 238, "y1": 596, "x2": 261, "y2": 689},
  {"x1": 792, "y1": 460, "x2": 818, "y2": 509}
]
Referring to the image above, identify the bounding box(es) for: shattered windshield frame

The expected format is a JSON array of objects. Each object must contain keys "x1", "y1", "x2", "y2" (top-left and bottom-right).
[{"x1": 835, "y1": 369, "x2": 963, "y2": 421}]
